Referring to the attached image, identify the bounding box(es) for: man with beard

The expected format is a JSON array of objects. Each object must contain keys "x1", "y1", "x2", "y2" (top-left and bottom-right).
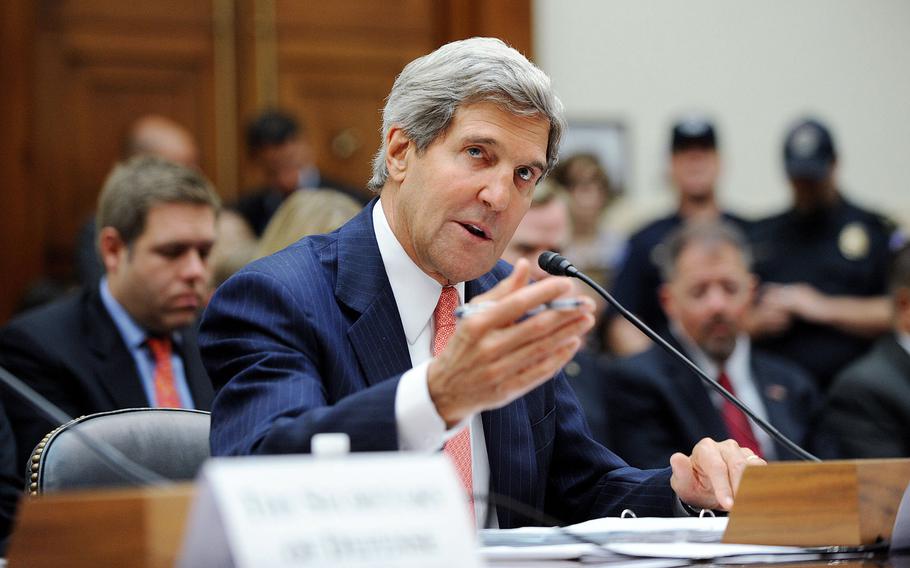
[
  {"x1": 200, "y1": 38, "x2": 763, "y2": 529},
  {"x1": 604, "y1": 221, "x2": 819, "y2": 469},
  {"x1": 0, "y1": 156, "x2": 218, "y2": 474},
  {"x1": 605, "y1": 117, "x2": 750, "y2": 356}
]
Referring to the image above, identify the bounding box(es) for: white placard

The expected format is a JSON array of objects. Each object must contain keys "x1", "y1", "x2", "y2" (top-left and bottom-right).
[
  {"x1": 891, "y1": 481, "x2": 910, "y2": 550},
  {"x1": 178, "y1": 453, "x2": 481, "y2": 567}
]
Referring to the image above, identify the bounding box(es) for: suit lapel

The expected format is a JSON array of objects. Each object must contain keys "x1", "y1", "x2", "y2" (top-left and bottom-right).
[
  {"x1": 469, "y1": 265, "x2": 539, "y2": 515},
  {"x1": 751, "y1": 357, "x2": 789, "y2": 434},
  {"x1": 178, "y1": 326, "x2": 214, "y2": 409},
  {"x1": 882, "y1": 334, "x2": 910, "y2": 380},
  {"x1": 336, "y1": 202, "x2": 412, "y2": 385},
  {"x1": 658, "y1": 343, "x2": 729, "y2": 440},
  {"x1": 84, "y1": 291, "x2": 150, "y2": 409}
]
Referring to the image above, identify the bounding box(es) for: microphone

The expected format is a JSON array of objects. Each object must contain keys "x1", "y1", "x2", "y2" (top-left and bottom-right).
[
  {"x1": 538, "y1": 251, "x2": 820, "y2": 462},
  {"x1": 0, "y1": 364, "x2": 169, "y2": 486}
]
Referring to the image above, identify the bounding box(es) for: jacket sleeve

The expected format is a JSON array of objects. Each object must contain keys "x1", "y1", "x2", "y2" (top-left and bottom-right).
[{"x1": 199, "y1": 267, "x2": 401, "y2": 456}]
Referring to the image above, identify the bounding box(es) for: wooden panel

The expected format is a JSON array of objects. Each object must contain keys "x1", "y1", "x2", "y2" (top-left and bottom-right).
[
  {"x1": 723, "y1": 459, "x2": 910, "y2": 546},
  {"x1": 0, "y1": 0, "x2": 39, "y2": 323},
  {"x1": 7, "y1": 484, "x2": 194, "y2": 568},
  {"x1": 438, "y1": 0, "x2": 533, "y2": 59},
  {"x1": 32, "y1": 0, "x2": 218, "y2": 277}
]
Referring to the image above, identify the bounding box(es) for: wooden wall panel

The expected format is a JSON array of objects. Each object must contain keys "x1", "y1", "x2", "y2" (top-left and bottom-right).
[
  {"x1": 268, "y1": 0, "x2": 530, "y2": 196},
  {"x1": 0, "y1": 0, "x2": 39, "y2": 323},
  {"x1": 32, "y1": 0, "x2": 218, "y2": 271},
  {"x1": 268, "y1": 1, "x2": 438, "y2": 195}
]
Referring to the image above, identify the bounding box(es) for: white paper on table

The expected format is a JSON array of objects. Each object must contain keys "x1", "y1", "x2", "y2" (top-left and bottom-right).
[
  {"x1": 605, "y1": 542, "x2": 807, "y2": 559},
  {"x1": 480, "y1": 516, "x2": 728, "y2": 550}
]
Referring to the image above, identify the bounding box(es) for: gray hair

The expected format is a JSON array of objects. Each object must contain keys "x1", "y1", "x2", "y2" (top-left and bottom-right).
[
  {"x1": 656, "y1": 221, "x2": 753, "y2": 283},
  {"x1": 367, "y1": 37, "x2": 565, "y2": 192},
  {"x1": 96, "y1": 155, "x2": 221, "y2": 246}
]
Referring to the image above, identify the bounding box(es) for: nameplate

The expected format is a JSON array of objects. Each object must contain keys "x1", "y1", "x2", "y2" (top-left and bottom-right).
[
  {"x1": 891, "y1": 480, "x2": 910, "y2": 550},
  {"x1": 178, "y1": 453, "x2": 481, "y2": 567}
]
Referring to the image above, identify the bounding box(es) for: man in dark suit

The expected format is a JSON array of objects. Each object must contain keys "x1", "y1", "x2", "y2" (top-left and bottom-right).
[
  {"x1": 200, "y1": 38, "x2": 762, "y2": 529},
  {"x1": 0, "y1": 156, "x2": 219, "y2": 474},
  {"x1": 234, "y1": 109, "x2": 367, "y2": 236},
  {"x1": 605, "y1": 117, "x2": 751, "y2": 357},
  {"x1": 817, "y1": 244, "x2": 910, "y2": 457},
  {"x1": 0, "y1": 401, "x2": 21, "y2": 555},
  {"x1": 605, "y1": 221, "x2": 820, "y2": 469}
]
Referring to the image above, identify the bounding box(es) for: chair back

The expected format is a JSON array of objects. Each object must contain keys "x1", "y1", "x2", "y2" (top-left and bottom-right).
[{"x1": 28, "y1": 407, "x2": 210, "y2": 495}]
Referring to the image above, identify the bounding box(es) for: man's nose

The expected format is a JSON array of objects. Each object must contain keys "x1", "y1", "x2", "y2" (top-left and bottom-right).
[
  {"x1": 181, "y1": 249, "x2": 208, "y2": 281},
  {"x1": 478, "y1": 169, "x2": 512, "y2": 211}
]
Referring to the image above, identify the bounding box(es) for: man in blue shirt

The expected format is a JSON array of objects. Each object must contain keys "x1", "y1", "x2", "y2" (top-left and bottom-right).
[{"x1": 0, "y1": 156, "x2": 219, "y2": 476}]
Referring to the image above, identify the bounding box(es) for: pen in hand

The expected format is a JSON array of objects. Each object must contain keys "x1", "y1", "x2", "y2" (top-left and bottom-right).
[{"x1": 454, "y1": 298, "x2": 584, "y2": 320}]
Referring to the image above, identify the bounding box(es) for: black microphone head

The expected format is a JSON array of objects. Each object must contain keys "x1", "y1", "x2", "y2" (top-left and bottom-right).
[{"x1": 538, "y1": 251, "x2": 577, "y2": 277}]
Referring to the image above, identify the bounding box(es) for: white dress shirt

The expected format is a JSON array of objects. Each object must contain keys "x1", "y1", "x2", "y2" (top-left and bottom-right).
[
  {"x1": 672, "y1": 327, "x2": 776, "y2": 459},
  {"x1": 897, "y1": 332, "x2": 910, "y2": 358},
  {"x1": 373, "y1": 200, "x2": 493, "y2": 525}
]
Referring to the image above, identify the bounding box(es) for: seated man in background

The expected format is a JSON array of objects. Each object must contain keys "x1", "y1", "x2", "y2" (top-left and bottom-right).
[
  {"x1": 234, "y1": 109, "x2": 366, "y2": 236},
  {"x1": 201, "y1": 37, "x2": 761, "y2": 530},
  {"x1": 499, "y1": 178, "x2": 611, "y2": 446},
  {"x1": 0, "y1": 401, "x2": 21, "y2": 555},
  {"x1": 817, "y1": 244, "x2": 910, "y2": 457},
  {"x1": 605, "y1": 221, "x2": 819, "y2": 469},
  {"x1": 75, "y1": 114, "x2": 201, "y2": 288},
  {"x1": 606, "y1": 117, "x2": 749, "y2": 356},
  {"x1": 0, "y1": 156, "x2": 219, "y2": 473},
  {"x1": 749, "y1": 118, "x2": 901, "y2": 390}
]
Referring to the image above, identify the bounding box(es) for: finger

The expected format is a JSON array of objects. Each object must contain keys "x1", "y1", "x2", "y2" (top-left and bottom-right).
[
  {"x1": 461, "y1": 277, "x2": 577, "y2": 331},
  {"x1": 488, "y1": 337, "x2": 582, "y2": 405},
  {"x1": 484, "y1": 316, "x2": 593, "y2": 381},
  {"x1": 693, "y1": 439, "x2": 735, "y2": 511},
  {"x1": 484, "y1": 305, "x2": 595, "y2": 356},
  {"x1": 472, "y1": 258, "x2": 530, "y2": 303}
]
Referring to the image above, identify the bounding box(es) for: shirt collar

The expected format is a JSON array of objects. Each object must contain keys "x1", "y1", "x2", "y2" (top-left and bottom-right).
[
  {"x1": 670, "y1": 322, "x2": 751, "y2": 379},
  {"x1": 372, "y1": 199, "x2": 465, "y2": 346},
  {"x1": 99, "y1": 277, "x2": 149, "y2": 350},
  {"x1": 99, "y1": 277, "x2": 181, "y2": 349},
  {"x1": 897, "y1": 332, "x2": 910, "y2": 358}
]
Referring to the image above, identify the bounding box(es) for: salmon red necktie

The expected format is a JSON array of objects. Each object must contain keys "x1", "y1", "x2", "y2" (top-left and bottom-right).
[
  {"x1": 146, "y1": 336, "x2": 183, "y2": 408},
  {"x1": 433, "y1": 286, "x2": 474, "y2": 515},
  {"x1": 717, "y1": 370, "x2": 762, "y2": 458}
]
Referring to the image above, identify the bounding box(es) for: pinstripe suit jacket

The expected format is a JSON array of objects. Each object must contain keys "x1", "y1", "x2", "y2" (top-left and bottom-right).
[{"x1": 199, "y1": 201, "x2": 676, "y2": 527}]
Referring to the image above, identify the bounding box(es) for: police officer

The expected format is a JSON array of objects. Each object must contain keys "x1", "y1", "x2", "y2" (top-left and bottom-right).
[
  {"x1": 606, "y1": 116, "x2": 750, "y2": 355},
  {"x1": 750, "y1": 117, "x2": 903, "y2": 390}
]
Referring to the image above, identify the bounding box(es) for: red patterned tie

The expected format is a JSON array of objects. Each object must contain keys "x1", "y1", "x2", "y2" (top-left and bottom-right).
[
  {"x1": 433, "y1": 286, "x2": 474, "y2": 515},
  {"x1": 147, "y1": 336, "x2": 183, "y2": 408},
  {"x1": 717, "y1": 371, "x2": 763, "y2": 457}
]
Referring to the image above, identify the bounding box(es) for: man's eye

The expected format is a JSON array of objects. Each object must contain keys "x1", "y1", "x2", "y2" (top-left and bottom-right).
[
  {"x1": 157, "y1": 247, "x2": 183, "y2": 259},
  {"x1": 467, "y1": 147, "x2": 483, "y2": 158},
  {"x1": 516, "y1": 167, "x2": 533, "y2": 182}
]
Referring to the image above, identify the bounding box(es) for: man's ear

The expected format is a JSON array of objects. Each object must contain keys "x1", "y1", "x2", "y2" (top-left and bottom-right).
[
  {"x1": 385, "y1": 126, "x2": 412, "y2": 183},
  {"x1": 97, "y1": 227, "x2": 127, "y2": 274}
]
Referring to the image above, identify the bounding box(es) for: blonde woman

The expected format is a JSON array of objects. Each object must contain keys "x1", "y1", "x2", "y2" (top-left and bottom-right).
[{"x1": 256, "y1": 189, "x2": 363, "y2": 258}]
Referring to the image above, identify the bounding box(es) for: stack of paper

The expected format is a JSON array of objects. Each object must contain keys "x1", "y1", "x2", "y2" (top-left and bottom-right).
[{"x1": 479, "y1": 517, "x2": 876, "y2": 565}]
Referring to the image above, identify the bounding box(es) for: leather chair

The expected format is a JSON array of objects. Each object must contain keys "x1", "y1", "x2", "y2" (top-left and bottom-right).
[{"x1": 27, "y1": 408, "x2": 210, "y2": 495}]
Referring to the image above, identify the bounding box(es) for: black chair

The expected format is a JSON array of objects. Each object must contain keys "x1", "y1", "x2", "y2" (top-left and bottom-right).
[{"x1": 27, "y1": 408, "x2": 210, "y2": 495}]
